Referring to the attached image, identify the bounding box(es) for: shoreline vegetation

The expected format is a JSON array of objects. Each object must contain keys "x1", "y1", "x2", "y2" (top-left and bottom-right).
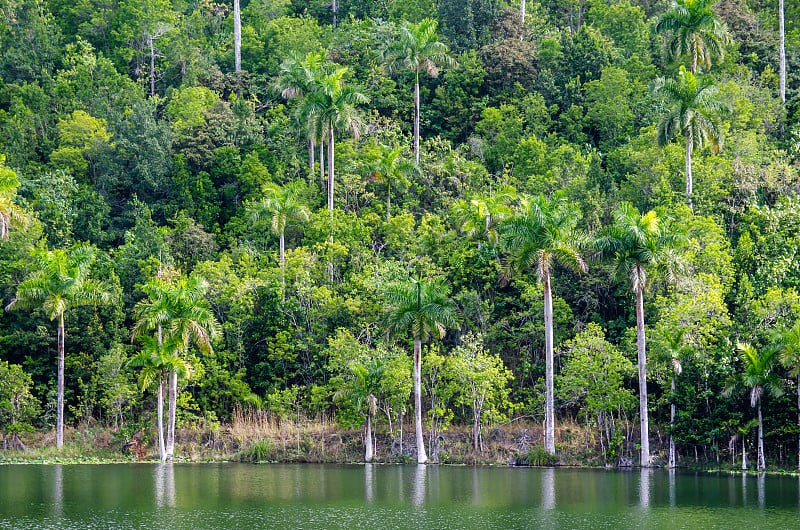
[{"x1": 3, "y1": 417, "x2": 799, "y2": 475}]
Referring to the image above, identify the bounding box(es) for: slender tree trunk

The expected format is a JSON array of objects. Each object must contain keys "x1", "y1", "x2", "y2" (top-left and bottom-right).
[
  {"x1": 320, "y1": 139, "x2": 325, "y2": 186},
  {"x1": 149, "y1": 36, "x2": 156, "y2": 97},
  {"x1": 57, "y1": 313, "x2": 65, "y2": 448},
  {"x1": 157, "y1": 324, "x2": 165, "y2": 462},
  {"x1": 413, "y1": 338, "x2": 428, "y2": 464},
  {"x1": 691, "y1": 46, "x2": 697, "y2": 75},
  {"x1": 157, "y1": 377, "x2": 166, "y2": 462},
  {"x1": 309, "y1": 139, "x2": 315, "y2": 174},
  {"x1": 332, "y1": 0, "x2": 337, "y2": 27},
  {"x1": 669, "y1": 375, "x2": 676, "y2": 468},
  {"x1": 635, "y1": 283, "x2": 650, "y2": 466},
  {"x1": 742, "y1": 436, "x2": 748, "y2": 470},
  {"x1": 543, "y1": 273, "x2": 556, "y2": 455},
  {"x1": 521, "y1": 0, "x2": 526, "y2": 24},
  {"x1": 685, "y1": 136, "x2": 693, "y2": 210},
  {"x1": 386, "y1": 189, "x2": 391, "y2": 222},
  {"x1": 757, "y1": 402, "x2": 765, "y2": 471},
  {"x1": 473, "y1": 410, "x2": 480, "y2": 452},
  {"x1": 413, "y1": 79, "x2": 420, "y2": 165},
  {"x1": 779, "y1": 0, "x2": 786, "y2": 103},
  {"x1": 167, "y1": 370, "x2": 177, "y2": 459},
  {"x1": 328, "y1": 129, "x2": 335, "y2": 211},
  {"x1": 365, "y1": 414, "x2": 373, "y2": 462},
  {"x1": 279, "y1": 230, "x2": 285, "y2": 292},
  {"x1": 234, "y1": 0, "x2": 241, "y2": 72}
]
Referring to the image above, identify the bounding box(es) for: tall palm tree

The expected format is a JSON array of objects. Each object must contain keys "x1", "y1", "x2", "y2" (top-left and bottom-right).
[
  {"x1": 775, "y1": 320, "x2": 800, "y2": 470},
  {"x1": 779, "y1": 0, "x2": 786, "y2": 103},
  {"x1": 274, "y1": 52, "x2": 328, "y2": 173},
  {"x1": 723, "y1": 343, "x2": 783, "y2": 471},
  {"x1": 382, "y1": 19, "x2": 456, "y2": 164},
  {"x1": 6, "y1": 244, "x2": 112, "y2": 448},
  {"x1": 453, "y1": 185, "x2": 516, "y2": 249},
  {"x1": 248, "y1": 183, "x2": 310, "y2": 290},
  {"x1": 654, "y1": 0, "x2": 729, "y2": 75},
  {"x1": 594, "y1": 204, "x2": 687, "y2": 466},
  {"x1": 0, "y1": 157, "x2": 28, "y2": 240},
  {"x1": 128, "y1": 334, "x2": 189, "y2": 462},
  {"x1": 334, "y1": 359, "x2": 385, "y2": 462},
  {"x1": 384, "y1": 277, "x2": 458, "y2": 463},
  {"x1": 362, "y1": 146, "x2": 419, "y2": 221},
  {"x1": 657, "y1": 327, "x2": 693, "y2": 468},
  {"x1": 299, "y1": 66, "x2": 369, "y2": 211},
  {"x1": 132, "y1": 270, "x2": 220, "y2": 460},
  {"x1": 653, "y1": 66, "x2": 729, "y2": 208},
  {"x1": 233, "y1": 0, "x2": 241, "y2": 72},
  {"x1": 500, "y1": 192, "x2": 587, "y2": 456}
]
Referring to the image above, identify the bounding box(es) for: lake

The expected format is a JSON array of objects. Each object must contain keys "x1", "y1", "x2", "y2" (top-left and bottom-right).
[{"x1": 0, "y1": 463, "x2": 798, "y2": 528}]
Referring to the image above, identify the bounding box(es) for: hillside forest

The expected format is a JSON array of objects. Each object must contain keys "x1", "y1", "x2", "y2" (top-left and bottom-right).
[{"x1": 1, "y1": 0, "x2": 800, "y2": 469}]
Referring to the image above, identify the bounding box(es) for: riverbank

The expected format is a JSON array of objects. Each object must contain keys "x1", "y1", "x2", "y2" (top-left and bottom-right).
[{"x1": 2, "y1": 418, "x2": 798, "y2": 474}]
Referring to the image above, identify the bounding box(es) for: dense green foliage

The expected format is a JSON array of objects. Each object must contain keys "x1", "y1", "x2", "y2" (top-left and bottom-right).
[{"x1": 1, "y1": 0, "x2": 799, "y2": 469}]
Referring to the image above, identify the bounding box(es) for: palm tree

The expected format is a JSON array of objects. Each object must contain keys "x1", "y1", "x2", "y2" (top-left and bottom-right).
[
  {"x1": 779, "y1": 0, "x2": 786, "y2": 103},
  {"x1": 128, "y1": 334, "x2": 189, "y2": 462},
  {"x1": 132, "y1": 270, "x2": 220, "y2": 460},
  {"x1": 654, "y1": 0, "x2": 729, "y2": 75},
  {"x1": 500, "y1": 192, "x2": 587, "y2": 456},
  {"x1": 248, "y1": 183, "x2": 310, "y2": 290},
  {"x1": 362, "y1": 146, "x2": 419, "y2": 221},
  {"x1": 274, "y1": 52, "x2": 328, "y2": 173},
  {"x1": 657, "y1": 327, "x2": 693, "y2": 468},
  {"x1": 334, "y1": 359, "x2": 385, "y2": 462},
  {"x1": 0, "y1": 157, "x2": 28, "y2": 240},
  {"x1": 384, "y1": 277, "x2": 458, "y2": 463},
  {"x1": 6, "y1": 244, "x2": 112, "y2": 448},
  {"x1": 775, "y1": 320, "x2": 800, "y2": 470},
  {"x1": 723, "y1": 343, "x2": 783, "y2": 471},
  {"x1": 594, "y1": 204, "x2": 687, "y2": 466},
  {"x1": 382, "y1": 19, "x2": 456, "y2": 164},
  {"x1": 653, "y1": 66, "x2": 729, "y2": 208},
  {"x1": 299, "y1": 66, "x2": 369, "y2": 211},
  {"x1": 234, "y1": 0, "x2": 241, "y2": 72},
  {"x1": 453, "y1": 185, "x2": 516, "y2": 249}
]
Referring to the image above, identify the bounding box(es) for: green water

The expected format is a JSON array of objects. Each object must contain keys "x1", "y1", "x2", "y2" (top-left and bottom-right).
[{"x1": 0, "y1": 464, "x2": 798, "y2": 528}]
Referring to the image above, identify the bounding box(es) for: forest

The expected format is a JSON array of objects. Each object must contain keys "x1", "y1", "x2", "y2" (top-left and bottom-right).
[{"x1": 0, "y1": 0, "x2": 799, "y2": 470}]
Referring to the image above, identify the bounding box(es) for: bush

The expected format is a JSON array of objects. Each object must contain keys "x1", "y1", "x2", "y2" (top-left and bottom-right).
[
  {"x1": 236, "y1": 438, "x2": 274, "y2": 463},
  {"x1": 525, "y1": 446, "x2": 559, "y2": 466}
]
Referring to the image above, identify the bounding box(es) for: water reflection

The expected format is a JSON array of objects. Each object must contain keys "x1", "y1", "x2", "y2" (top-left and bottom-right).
[
  {"x1": 639, "y1": 468, "x2": 651, "y2": 509},
  {"x1": 412, "y1": 465, "x2": 426, "y2": 507},
  {"x1": 757, "y1": 473, "x2": 765, "y2": 509},
  {"x1": 541, "y1": 468, "x2": 555, "y2": 510},
  {"x1": 154, "y1": 463, "x2": 176, "y2": 508},
  {"x1": 668, "y1": 469, "x2": 676, "y2": 507},
  {"x1": 52, "y1": 464, "x2": 63, "y2": 516},
  {"x1": 742, "y1": 472, "x2": 747, "y2": 506},
  {"x1": 364, "y1": 464, "x2": 374, "y2": 503}
]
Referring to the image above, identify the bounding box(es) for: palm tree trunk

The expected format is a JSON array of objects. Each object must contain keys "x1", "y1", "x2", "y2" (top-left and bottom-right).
[
  {"x1": 157, "y1": 376, "x2": 166, "y2": 462},
  {"x1": 685, "y1": 136, "x2": 693, "y2": 210},
  {"x1": 521, "y1": 0, "x2": 526, "y2": 25},
  {"x1": 779, "y1": 0, "x2": 786, "y2": 103},
  {"x1": 234, "y1": 0, "x2": 241, "y2": 72},
  {"x1": 742, "y1": 436, "x2": 748, "y2": 470},
  {"x1": 413, "y1": 338, "x2": 428, "y2": 464},
  {"x1": 149, "y1": 36, "x2": 156, "y2": 97},
  {"x1": 543, "y1": 273, "x2": 556, "y2": 455},
  {"x1": 167, "y1": 370, "x2": 177, "y2": 459},
  {"x1": 328, "y1": 129, "x2": 335, "y2": 211},
  {"x1": 57, "y1": 313, "x2": 65, "y2": 448},
  {"x1": 386, "y1": 189, "x2": 391, "y2": 222},
  {"x1": 635, "y1": 283, "x2": 650, "y2": 466},
  {"x1": 757, "y1": 402, "x2": 765, "y2": 471},
  {"x1": 279, "y1": 230, "x2": 285, "y2": 292},
  {"x1": 365, "y1": 414, "x2": 373, "y2": 462},
  {"x1": 669, "y1": 375, "x2": 676, "y2": 468},
  {"x1": 320, "y1": 139, "x2": 325, "y2": 186},
  {"x1": 413, "y1": 79, "x2": 420, "y2": 165},
  {"x1": 309, "y1": 139, "x2": 315, "y2": 174}
]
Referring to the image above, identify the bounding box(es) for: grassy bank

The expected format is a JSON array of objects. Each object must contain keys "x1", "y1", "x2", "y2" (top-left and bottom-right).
[{"x1": 3, "y1": 415, "x2": 798, "y2": 473}]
